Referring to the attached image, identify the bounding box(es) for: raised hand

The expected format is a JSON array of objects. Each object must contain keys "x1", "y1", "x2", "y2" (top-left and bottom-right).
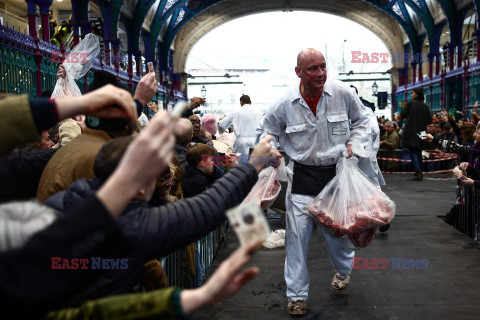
[
  {"x1": 55, "y1": 84, "x2": 137, "y2": 120},
  {"x1": 189, "y1": 97, "x2": 206, "y2": 110},
  {"x1": 180, "y1": 240, "x2": 263, "y2": 315},
  {"x1": 134, "y1": 71, "x2": 158, "y2": 106}
]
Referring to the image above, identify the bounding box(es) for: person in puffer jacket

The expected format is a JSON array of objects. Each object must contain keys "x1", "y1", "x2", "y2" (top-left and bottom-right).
[{"x1": 44, "y1": 134, "x2": 277, "y2": 307}]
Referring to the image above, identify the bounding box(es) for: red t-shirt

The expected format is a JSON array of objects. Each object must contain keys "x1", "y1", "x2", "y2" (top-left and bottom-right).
[{"x1": 300, "y1": 83, "x2": 321, "y2": 117}]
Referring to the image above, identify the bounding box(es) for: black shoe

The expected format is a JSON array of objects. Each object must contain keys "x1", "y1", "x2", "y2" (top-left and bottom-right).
[
  {"x1": 412, "y1": 172, "x2": 423, "y2": 181},
  {"x1": 379, "y1": 223, "x2": 390, "y2": 232}
]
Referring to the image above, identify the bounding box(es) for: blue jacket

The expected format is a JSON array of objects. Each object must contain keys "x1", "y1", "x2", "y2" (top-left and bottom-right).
[{"x1": 45, "y1": 164, "x2": 258, "y2": 307}]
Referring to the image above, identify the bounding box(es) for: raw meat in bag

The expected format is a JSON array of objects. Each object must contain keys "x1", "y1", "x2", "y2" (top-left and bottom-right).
[
  {"x1": 242, "y1": 158, "x2": 288, "y2": 211},
  {"x1": 308, "y1": 146, "x2": 395, "y2": 248}
]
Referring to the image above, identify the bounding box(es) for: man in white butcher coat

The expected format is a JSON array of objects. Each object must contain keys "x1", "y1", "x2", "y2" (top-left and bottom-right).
[
  {"x1": 218, "y1": 95, "x2": 263, "y2": 155},
  {"x1": 262, "y1": 48, "x2": 369, "y2": 315},
  {"x1": 350, "y1": 86, "x2": 385, "y2": 188}
]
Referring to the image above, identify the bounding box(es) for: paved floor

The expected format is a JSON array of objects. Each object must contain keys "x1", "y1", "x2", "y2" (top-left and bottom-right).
[{"x1": 192, "y1": 173, "x2": 480, "y2": 320}]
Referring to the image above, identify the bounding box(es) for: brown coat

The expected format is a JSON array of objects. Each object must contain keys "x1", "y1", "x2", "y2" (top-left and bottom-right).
[
  {"x1": 37, "y1": 128, "x2": 112, "y2": 202},
  {"x1": 380, "y1": 130, "x2": 400, "y2": 150}
]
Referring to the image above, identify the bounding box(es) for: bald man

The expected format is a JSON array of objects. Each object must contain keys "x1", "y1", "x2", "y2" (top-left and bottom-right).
[
  {"x1": 261, "y1": 48, "x2": 369, "y2": 315},
  {"x1": 174, "y1": 118, "x2": 194, "y2": 169}
]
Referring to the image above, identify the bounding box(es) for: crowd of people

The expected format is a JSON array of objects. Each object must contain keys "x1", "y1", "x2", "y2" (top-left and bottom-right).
[
  {"x1": 372, "y1": 87, "x2": 480, "y2": 226},
  {"x1": 0, "y1": 61, "x2": 280, "y2": 318},
  {"x1": 2, "y1": 43, "x2": 478, "y2": 318},
  {"x1": 377, "y1": 100, "x2": 478, "y2": 152},
  {"x1": 375, "y1": 89, "x2": 479, "y2": 181}
]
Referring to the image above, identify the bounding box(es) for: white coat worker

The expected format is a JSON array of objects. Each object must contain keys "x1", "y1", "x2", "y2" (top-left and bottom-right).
[
  {"x1": 356, "y1": 103, "x2": 390, "y2": 233},
  {"x1": 350, "y1": 85, "x2": 385, "y2": 188},
  {"x1": 262, "y1": 48, "x2": 369, "y2": 316},
  {"x1": 218, "y1": 95, "x2": 263, "y2": 155}
]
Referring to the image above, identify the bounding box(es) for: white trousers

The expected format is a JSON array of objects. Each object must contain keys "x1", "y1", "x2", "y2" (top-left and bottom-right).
[
  {"x1": 234, "y1": 136, "x2": 256, "y2": 155},
  {"x1": 284, "y1": 189, "x2": 355, "y2": 301}
]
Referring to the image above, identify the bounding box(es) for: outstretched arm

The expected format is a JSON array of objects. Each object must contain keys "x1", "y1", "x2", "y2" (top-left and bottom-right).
[
  {"x1": 0, "y1": 85, "x2": 137, "y2": 156},
  {"x1": 140, "y1": 136, "x2": 277, "y2": 259}
]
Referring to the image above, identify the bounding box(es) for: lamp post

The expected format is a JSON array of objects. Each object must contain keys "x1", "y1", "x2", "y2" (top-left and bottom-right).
[
  {"x1": 200, "y1": 85, "x2": 208, "y2": 112},
  {"x1": 372, "y1": 81, "x2": 378, "y2": 96}
]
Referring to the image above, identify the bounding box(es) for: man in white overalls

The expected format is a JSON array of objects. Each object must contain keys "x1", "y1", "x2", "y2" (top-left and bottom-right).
[
  {"x1": 218, "y1": 95, "x2": 264, "y2": 155},
  {"x1": 262, "y1": 48, "x2": 369, "y2": 315}
]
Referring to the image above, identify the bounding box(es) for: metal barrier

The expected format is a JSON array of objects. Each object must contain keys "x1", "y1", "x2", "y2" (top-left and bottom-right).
[
  {"x1": 162, "y1": 222, "x2": 227, "y2": 288},
  {"x1": 458, "y1": 187, "x2": 480, "y2": 243},
  {"x1": 0, "y1": 46, "x2": 39, "y2": 98},
  {"x1": 377, "y1": 149, "x2": 459, "y2": 174},
  {"x1": 0, "y1": 8, "x2": 29, "y2": 34}
]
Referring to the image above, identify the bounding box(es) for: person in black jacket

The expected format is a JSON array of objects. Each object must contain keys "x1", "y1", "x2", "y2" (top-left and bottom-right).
[
  {"x1": 44, "y1": 134, "x2": 277, "y2": 307},
  {"x1": 396, "y1": 87, "x2": 432, "y2": 181},
  {"x1": 182, "y1": 143, "x2": 221, "y2": 198},
  {"x1": 0, "y1": 147, "x2": 57, "y2": 203}
]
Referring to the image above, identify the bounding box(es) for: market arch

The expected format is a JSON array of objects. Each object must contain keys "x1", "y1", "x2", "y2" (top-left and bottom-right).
[{"x1": 172, "y1": 0, "x2": 406, "y2": 85}]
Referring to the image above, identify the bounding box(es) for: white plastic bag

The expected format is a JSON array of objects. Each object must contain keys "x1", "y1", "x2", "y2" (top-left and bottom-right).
[
  {"x1": 242, "y1": 158, "x2": 288, "y2": 211},
  {"x1": 52, "y1": 33, "x2": 100, "y2": 98},
  {"x1": 308, "y1": 147, "x2": 395, "y2": 248},
  {"x1": 262, "y1": 229, "x2": 285, "y2": 249}
]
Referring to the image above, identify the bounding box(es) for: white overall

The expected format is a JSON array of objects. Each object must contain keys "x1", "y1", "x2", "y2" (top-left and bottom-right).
[{"x1": 261, "y1": 79, "x2": 370, "y2": 301}]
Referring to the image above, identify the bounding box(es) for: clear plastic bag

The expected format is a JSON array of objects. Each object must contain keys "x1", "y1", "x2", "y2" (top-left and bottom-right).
[
  {"x1": 52, "y1": 33, "x2": 100, "y2": 98},
  {"x1": 308, "y1": 147, "x2": 395, "y2": 248},
  {"x1": 242, "y1": 158, "x2": 288, "y2": 211},
  {"x1": 262, "y1": 229, "x2": 285, "y2": 249}
]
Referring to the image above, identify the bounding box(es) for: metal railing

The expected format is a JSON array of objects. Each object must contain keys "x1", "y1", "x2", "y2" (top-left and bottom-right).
[
  {"x1": 377, "y1": 149, "x2": 459, "y2": 174},
  {"x1": 161, "y1": 222, "x2": 227, "y2": 288},
  {"x1": 0, "y1": 45, "x2": 40, "y2": 98},
  {"x1": 457, "y1": 186, "x2": 480, "y2": 243},
  {"x1": 0, "y1": 8, "x2": 28, "y2": 34},
  {"x1": 377, "y1": 148, "x2": 479, "y2": 241}
]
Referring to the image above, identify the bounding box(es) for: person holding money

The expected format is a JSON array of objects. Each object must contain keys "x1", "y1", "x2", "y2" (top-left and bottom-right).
[{"x1": 261, "y1": 48, "x2": 369, "y2": 315}]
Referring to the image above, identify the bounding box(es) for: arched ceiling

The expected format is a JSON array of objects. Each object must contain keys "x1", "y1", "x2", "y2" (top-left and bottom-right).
[
  {"x1": 172, "y1": 0, "x2": 408, "y2": 73},
  {"x1": 96, "y1": 0, "x2": 476, "y2": 72}
]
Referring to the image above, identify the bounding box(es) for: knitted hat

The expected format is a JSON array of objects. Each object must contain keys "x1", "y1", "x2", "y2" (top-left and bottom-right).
[{"x1": 201, "y1": 114, "x2": 217, "y2": 136}]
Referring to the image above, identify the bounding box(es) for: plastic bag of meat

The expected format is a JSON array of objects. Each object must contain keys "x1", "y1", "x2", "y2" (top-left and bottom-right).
[
  {"x1": 348, "y1": 228, "x2": 377, "y2": 248},
  {"x1": 52, "y1": 33, "x2": 100, "y2": 98},
  {"x1": 242, "y1": 158, "x2": 288, "y2": 211},
  {"x1": 308, "y1": 146, "x2": 395, "y2": 249}
]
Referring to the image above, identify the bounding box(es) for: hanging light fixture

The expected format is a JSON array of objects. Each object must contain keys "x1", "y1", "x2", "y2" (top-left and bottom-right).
[{"x1": 372, "y1": 81, "x2": 378, "y2": 95}]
